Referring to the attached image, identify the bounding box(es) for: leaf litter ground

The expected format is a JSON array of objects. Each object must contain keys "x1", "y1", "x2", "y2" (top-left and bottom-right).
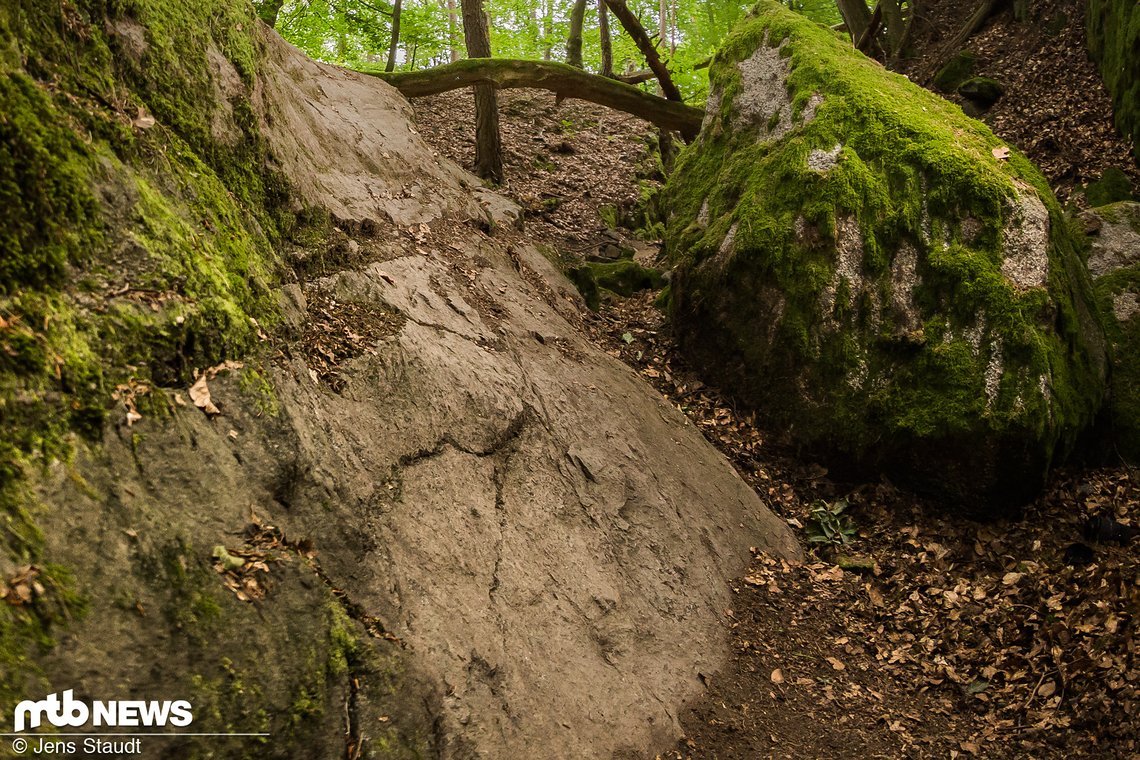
[{"x1": 411, "y1": 80, "x2": 1138, "y2": 758}]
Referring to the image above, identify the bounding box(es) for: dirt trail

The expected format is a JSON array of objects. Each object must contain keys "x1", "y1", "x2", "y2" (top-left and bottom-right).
[{"x1": 413, "y1": 87, "x2": 1139, "y2": 759}]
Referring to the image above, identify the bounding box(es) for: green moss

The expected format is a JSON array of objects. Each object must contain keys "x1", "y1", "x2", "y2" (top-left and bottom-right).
[
  {"x1": 0, "y1": 562, "x2": 87, "y2": 714},
  {"x1": 0, "y1": 74, "x2": 102, "y2": 294},
  {"x1": 666, "y1": 1, "x2": 1105, "y2": 507},
  {"x1": 1090, "y1": 203, "x2": 1140, "y2": 460},
  {"x1": 0, "y1": 0, "x2": 299, "y2": 622},
  {"x1": 586, "y1": 260, "x2": 666, "y2": 296},
  {"x1": 1088, "y1": 0, "x2": 1140, "y2": 164},
  {"x1": 568, "y1": 265, "x2": 601, "y2": 311},
  {"x1": 1083, "y1": 167, "x2": 1136, "y2": 207},
  {"x1": 933, "y1": 50, "x2": 977, "y2": 93}
]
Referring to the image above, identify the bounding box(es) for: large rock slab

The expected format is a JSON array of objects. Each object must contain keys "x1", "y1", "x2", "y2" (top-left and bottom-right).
[
  {"x1": 2, "y1": 2, "x2": 799, "y2": 758},
  {"x1": 1084, "y1": 201, "x2": 1140, "y2": 460},
  {"x1": 665, "y1": 1, "x2": 1106, "y2": 511}
]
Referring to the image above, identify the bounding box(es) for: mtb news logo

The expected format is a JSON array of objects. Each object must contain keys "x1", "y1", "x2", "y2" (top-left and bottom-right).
[{"x1": 12, "y1": 690, "x2": 193, "y2": 732}]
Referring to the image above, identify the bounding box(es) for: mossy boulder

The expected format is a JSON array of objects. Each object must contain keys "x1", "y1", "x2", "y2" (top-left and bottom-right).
[
  {"x1": 933, "y1": 50, "x2": 977, "y2": 93},
  {"x1": 1087, "y1": 0, "x2": 1140, "y2": 165},
  {"x1": 666, "y1": 1, "x2": 1107, "y2": 511},
  {"x1": 1082, "y1": 167, "x2": 1136, "y2": 207},
  {"x1": 569, "y1": 260, "x2": 665, "y2": 309},
  {"x1": 1085, "y1": 202, "x2": 1140, "y2": 460},
  {"x1": 958, "y1": 76, "x2": 1005, "y2": 109}
]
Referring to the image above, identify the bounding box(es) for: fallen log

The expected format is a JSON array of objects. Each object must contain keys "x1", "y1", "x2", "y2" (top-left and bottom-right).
[{"x1": 363, "y1": 58, "x2": 703, "y2": 140}]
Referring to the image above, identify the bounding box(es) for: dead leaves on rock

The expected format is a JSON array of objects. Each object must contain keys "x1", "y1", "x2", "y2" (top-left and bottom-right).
[
  {"x1": 288, "y1": 290, "x2": 403, "y2": 393},
  {"x1": 184, "y1": 360, "x2": 243, "y2": 418},
  {"x1": 209, "y1": 514, "x2": 314, "y2": 604},
  {"x1": 111, "y1": 379, "x2": 150, "y2": 426},
  {"x1": 1, "y1": 565, "x2": 45, "y2": 607}
]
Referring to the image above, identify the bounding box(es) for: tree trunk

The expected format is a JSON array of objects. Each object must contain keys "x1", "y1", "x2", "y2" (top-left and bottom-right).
[
  {"x1": 365, "y1": 59, "x2": 703, "y2": 139},
  {"x1": 854, "y1": 2, "x2": 883, "y2": 52},
  {"x1": 543, "y1": 0, "x2": 554, "y2": 60},
  {"x1": 670, "y1": 0, "x2": 677, "y2": 55},
  {"x1": 256, "y1": 0, "x2": 285, "y2": 28},
  {"x1": 447, "y1": 0, "x2": 460, "y2": 63},
  {"x1": 598, "y1": 0, "x2": 613, "y2": 77},
  {"x1": 603, "y1": 0, "x2": 682, "y2": 102},
  {"x1": 567, "y1": 0, "x2": 588, "y2": 69},
  {"x1": 923, "y1": 0, "x2": 999, "y2": 81},
  {"x1": 879, "y1": 0, "x2": 905, "y2": 57},
  {"x1": 386, "y1": 0, "x2": 403, "y2": 72},
  {"x1": 836, "y1": 0, "x2": 873, "y2": 44},
  {"x1": 461, "y1": 0, "x2": 504, "y2": 183}
]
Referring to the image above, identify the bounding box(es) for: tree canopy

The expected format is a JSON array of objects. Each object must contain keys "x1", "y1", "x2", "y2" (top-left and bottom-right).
[{"x1": 261, "y1": 0, "x2": 830, "y2": 100}]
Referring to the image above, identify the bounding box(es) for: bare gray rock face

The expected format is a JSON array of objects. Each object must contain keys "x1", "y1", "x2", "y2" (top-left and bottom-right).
[{"x1": 30, "y1": 22, "x2": 799, "y2": 760}]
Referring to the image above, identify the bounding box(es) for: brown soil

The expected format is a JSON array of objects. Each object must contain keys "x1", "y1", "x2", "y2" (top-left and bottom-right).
[
  {"x1": 411, "y1": 71, "x2": 1138, "y2": 759},
  {"x1": 900, "y1": 0, "x2": 1137, "y2": 201}
]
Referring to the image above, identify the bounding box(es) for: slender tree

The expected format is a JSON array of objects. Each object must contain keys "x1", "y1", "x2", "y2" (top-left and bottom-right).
[
  {"x1": 447, "y1": 0, "x2": 460, "y2": 62},
  {"x1": 603, "y1": 0, "x2": 682, "y2": 101},
  {"x1": 461, "y1": 0, "x2": 504, "y2": 182},
  {"x1": 543, "y1": 0, "x2": 555, "y2": 60},
  {"x1": 836, "y1": 0, "x2": 873, "y2": 44},
  {"x1": 385, "y1": 0, "x2": 403, "y2": 72},
  {"x1": 567, "y1": 0, "x2": 589, "y2": 68},
  {"x1": 598, "y1": 0, "x2": 613, "y2": 77}
]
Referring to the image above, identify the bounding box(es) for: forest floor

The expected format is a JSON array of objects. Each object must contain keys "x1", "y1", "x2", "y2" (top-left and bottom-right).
[
  {"x1": 899, "y1": 0, "x2": 1136, "y2": 201},
  {"x1": 410, "y1": 9, "x2": 1139, "y2": 752}
]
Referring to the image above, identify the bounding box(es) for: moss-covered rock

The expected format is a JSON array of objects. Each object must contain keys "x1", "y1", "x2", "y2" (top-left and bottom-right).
[
  {"x1": 1082, "y1": 166, "x2": 1136, "y2": 207},
  {"x1": 1087, "y1": 0, "x2": 1140, "y2": 165},
  {"x1": 666, "y1": 1, "x2": 1107, "y2": 511},
  {"x1": 1085, "y1": 202, "x2": 1140, "y2": 460},
  {"x1": 933, "y1": 50, "x2": 977, "y2": 93},
  {"x1": 569, "y1": 260, "x2": 665, "y2": 309},
  {"x1": 958, "y1": 76, "x2": 1005, "y2": 109}
]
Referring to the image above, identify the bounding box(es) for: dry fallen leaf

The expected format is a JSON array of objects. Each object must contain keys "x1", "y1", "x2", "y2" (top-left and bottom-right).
[
  {"x1": 770, "y1": 668, "x2": 785, "y2": 684},
  {"x1": 189, "y1": 375, "x2": 221, "y2": 416},
  {"x1": 133, "y1": 106, "x2": 156, "y2": 130},
  {"x1": 1002, "y1": 572, "x2": 1023, "y2": 586},
  {"x1": 826, "y1": 657, "x2": 846, "y2": 671},
  {"x1": 992, "y1": 146, "x2": 1010, "y2": 160}
]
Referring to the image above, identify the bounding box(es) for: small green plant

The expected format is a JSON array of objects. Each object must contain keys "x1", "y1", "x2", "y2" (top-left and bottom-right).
[{"x1": 806, "y1": 498, "x2": 856, "y2": 545}]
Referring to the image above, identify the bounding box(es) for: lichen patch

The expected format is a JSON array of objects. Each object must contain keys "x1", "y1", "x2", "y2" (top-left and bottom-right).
[
  {"x1": 1000, "y1": 192, "x2": 1051, "y2": 289},
  {"x1": 734, "y1": 43, "x2": 795, "y2": 139},
  {"x1": 1113, "y1": 290, "x2": 1140, "y2": 322},
  {"x1": 1087, "y1": 202, "x2": 1140, "y2": 277},
  {"x1": 807, "y1": 143, "x2": 842, "y2": 172},
  {"x1": 889, "y1": 241, "x2": 921, "y2": 330}
]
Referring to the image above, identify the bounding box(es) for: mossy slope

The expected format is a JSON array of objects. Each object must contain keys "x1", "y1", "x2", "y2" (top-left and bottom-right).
[
  {"x1": 666, "y1": 1, "x2": 1107, "y2": 511},
  {"x1": 1087, "y1": 0, "x2": 1140, "y2": 165}
]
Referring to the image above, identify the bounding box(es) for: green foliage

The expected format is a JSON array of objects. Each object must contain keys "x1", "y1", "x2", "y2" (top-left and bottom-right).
[
  {"x1": 806, "y1": 498, "x2": 856, "y2": 545},
  {"x1": 274, "y1": 0, "x2": 755, "y2": 102}
]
